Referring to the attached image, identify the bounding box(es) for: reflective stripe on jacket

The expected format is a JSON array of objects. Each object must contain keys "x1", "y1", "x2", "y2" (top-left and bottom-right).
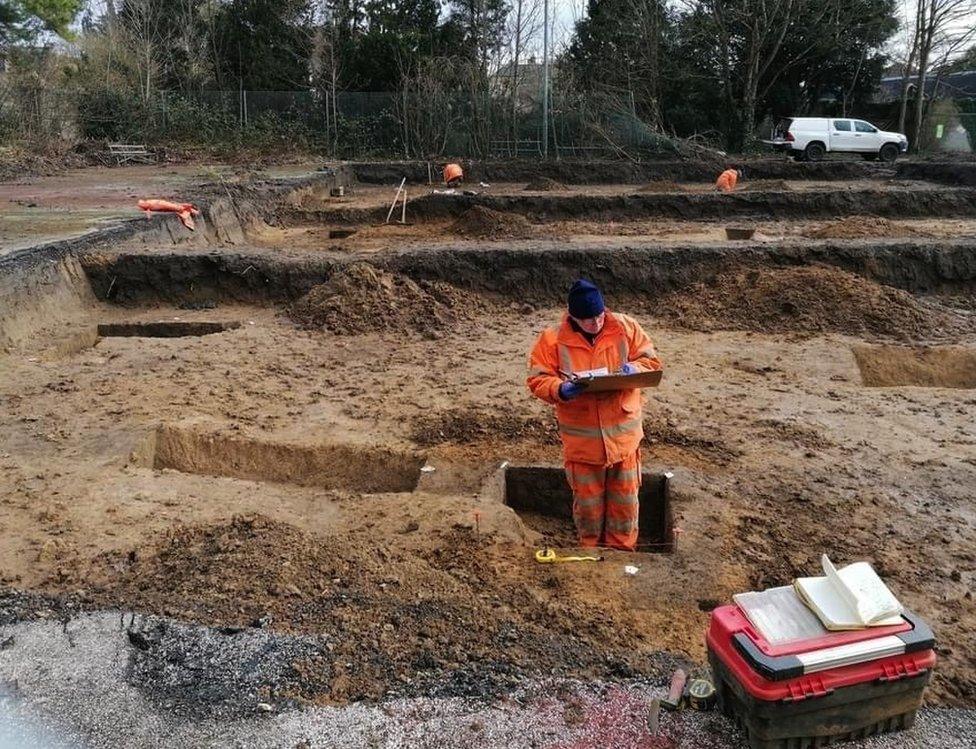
[{"x1": 526, "y1": 311, "x2": 662, "y2": 465}]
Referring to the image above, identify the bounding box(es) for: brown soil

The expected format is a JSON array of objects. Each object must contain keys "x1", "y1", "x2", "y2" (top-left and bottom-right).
[
  {"x1": 804, "y1": 215, "x2": 930, "y2": 239},
  {"x1": 658, "y1": 265, "x2": 962, "y2": 339},
  {"x1": 524, "y1": 177, "x2": 568, "y2": 191},
  {"x1": 853, "y1": 344, "x2": 976, "y2": 388},
  {"x1": 637, "y1": 180, "x2": 685, "y2": 193},
  {"x1": 288, "y1": 262, "x2": 487, "y2": 337},
  {"x1": 3, "y1": 296, "x2": 974, "y2": 708},
  {"x1": 741, "y1": 179, "x2": 792, "y2": 192},
  {"x1": 451, "y1": 205, "x2": 533, "y2": 239},
  {"x1": 57, "y1": 513, "x2": 675, "y2": 702},
  {"x1": 413, "y1": 408, "x2": 560, "y2": 446}
]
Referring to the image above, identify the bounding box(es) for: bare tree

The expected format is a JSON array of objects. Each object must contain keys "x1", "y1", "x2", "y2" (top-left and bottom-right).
[
  {"x1": 120, "y1": 0, "x2": 168, "y2": 102},
  {"x1": 907, "y1": 0, "x2": 976, "y2": 150},
  {"x1": 690, "y1": 0, "x2": 845, "y2": 149},
  {"x1": 501, "y1": 0, "x2": 543, "y2": 151}
]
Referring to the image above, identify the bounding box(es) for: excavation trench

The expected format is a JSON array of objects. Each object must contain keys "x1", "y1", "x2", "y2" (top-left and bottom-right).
[
  {"x1": 77, "y1": 240, "x2": 976, "y2": 311},
  {"x1": 297, "y1": 187, "x2": 976, "y2": 225},
  {"x1": 503, "y1": 466, "x2": 675, "y2": 552},
  {"x1": 151, "y1": 425, "x2": 425, "y2": 493},
  {"x1": 98, "y1": 321, "x2": 241, "y2": 338},
  {"x1": 853, "y1": 344, "x2": 976, "y2": 388}
]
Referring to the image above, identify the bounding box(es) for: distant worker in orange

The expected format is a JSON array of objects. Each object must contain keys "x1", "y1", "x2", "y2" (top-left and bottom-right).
[
  {"x1": 444, "y1": 163, "x2": 464, "y2": 187},
  {"x1": 526, "y1": 279, "x2": 662, "y2": 551},
  {"x1": 716, "y1": 168, "x2": 742, "y2": 193}
]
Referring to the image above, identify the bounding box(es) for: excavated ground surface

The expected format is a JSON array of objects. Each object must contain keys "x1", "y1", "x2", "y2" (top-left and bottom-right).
[{"x1": 2, "y1": 161, "x2": 976, "y2": 746}]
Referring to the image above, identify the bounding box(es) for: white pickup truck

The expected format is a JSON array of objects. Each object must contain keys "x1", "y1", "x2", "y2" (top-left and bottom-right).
[{"x1": 765, "y1": 117, "x2": 909, "y2": 162}]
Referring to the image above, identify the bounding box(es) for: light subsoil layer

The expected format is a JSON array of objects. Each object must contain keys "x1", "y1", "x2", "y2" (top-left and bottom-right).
[{"x1": 1, "y1": 292, "x2": 974, "y2": 708}]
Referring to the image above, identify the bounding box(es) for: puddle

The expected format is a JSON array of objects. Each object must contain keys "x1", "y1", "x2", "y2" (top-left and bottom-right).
[
  {"x1": 853, "y1": 344, "x2": 976, "y2": 388},
  {"x1": 150, "y1": 425, "x2": 425, "y2": 493},
  {"x1": 503, "y1": 465, "x2": 674, "y2": 552},
  {"x1": 98, "y1": 321, "x2": 242, "y2": 338}
]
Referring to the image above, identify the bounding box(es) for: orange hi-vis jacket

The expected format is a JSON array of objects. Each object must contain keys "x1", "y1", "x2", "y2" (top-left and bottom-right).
[
  {"x1": 527, "y1": 311, "x2": 662, "y2": 465},
  {"x1": 716, "y1": 169, "x2": 738, "y2": 192}
]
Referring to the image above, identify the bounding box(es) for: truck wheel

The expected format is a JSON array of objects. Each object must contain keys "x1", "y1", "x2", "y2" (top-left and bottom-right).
[
  {"x1": 804, "y1": 142, "x2": 825, "y2": 162},
  {"x1": 879, "y1": 143, "x2": 899, "y2": 163}
]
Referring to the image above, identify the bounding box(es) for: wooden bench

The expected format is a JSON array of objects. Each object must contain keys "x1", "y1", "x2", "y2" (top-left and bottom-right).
[{"x1": 107, "y1": 143, "x2": 155, "y2": 166}]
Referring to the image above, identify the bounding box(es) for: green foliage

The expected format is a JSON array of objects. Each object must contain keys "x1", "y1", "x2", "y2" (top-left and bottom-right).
[
  {"x1": 563, "y1": 0, "x2": 900, "y2": 151},
  {"x1": 0, "y1": 0, "x2": 81, "y2": 44},
  {"x1": 211, "y1": 0, "x2": 315, "y2": 90},
  {"x1": 76, "y1": 87, "x2": 144, "y2": 140}
]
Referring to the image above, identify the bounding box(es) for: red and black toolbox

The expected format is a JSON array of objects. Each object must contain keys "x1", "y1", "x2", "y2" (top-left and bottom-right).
[{"x1": 707, "y1": 604, "x2": 936, "y2": 749}]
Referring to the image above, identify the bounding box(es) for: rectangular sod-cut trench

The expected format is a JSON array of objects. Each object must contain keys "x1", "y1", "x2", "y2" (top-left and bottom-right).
[
  {"x1": 853, "y1": 344, "x2": 976, "y2": 388},
  {"x1": 504, "y1": 465, "x2": 674, "y2": 552},
  {"x1": 98, "y1": 321, "x2": 241, "y2": 338},
  {"x1": 153, "y1": 425, "x2": 424, "y2": 493}
]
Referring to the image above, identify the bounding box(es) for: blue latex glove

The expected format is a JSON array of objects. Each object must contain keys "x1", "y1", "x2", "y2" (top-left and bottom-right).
[
  {"x1": 619, "y1": 362, "x2": 638, "y2": 375},
  {"x1": 559, "y1": 380, "x2": 585, "y2": 401}
]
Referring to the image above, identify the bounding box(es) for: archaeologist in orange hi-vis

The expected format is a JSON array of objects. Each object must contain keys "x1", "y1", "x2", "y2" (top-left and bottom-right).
[
  {"x1": 526, "y1": 279, "x2": 662, "y2": 551},
  {"x1": 716, "y1": 168, "x2": 742, "y2": 193},
  {"x1": 443, "y1": 163, "x2": 464, "y2": 186}
]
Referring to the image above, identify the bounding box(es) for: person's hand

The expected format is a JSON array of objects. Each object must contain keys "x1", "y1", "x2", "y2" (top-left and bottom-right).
[
  {"x1": 619, "y1": 362, "x2": 638, "y2": 375},
  {"x1": 559, "y1": 380, "x2": 585, "y2": 401}
]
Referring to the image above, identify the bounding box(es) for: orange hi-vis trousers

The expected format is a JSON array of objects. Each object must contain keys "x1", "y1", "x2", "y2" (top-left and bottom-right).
[{"x1": 565, "y1": 450, "x2": 641, "y2": 551}]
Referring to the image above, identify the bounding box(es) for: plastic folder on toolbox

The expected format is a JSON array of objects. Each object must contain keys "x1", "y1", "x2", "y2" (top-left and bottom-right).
[{"x1": 723, "y1": 586, "x2": 934, "y2": 680}]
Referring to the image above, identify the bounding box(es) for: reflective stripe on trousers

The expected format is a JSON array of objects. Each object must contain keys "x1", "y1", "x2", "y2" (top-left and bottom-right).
[{"x1": 564, "y1": 450, "x2": 641, "y2": 551}]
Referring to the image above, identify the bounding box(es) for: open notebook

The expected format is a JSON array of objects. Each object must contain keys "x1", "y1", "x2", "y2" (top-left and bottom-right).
[{"x1": 794, "y1": 555, "x2": 902, "y2": 631}]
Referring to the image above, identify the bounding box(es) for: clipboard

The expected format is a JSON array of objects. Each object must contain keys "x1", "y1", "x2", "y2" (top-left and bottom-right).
[{"x1": 572, "y1": 369, "x2": 663, "y2": 392}]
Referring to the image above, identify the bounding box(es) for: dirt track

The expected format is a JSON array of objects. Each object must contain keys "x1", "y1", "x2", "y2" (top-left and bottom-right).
[{"x1": 1, "y1": 161, "x2": 975, "y2": 746}]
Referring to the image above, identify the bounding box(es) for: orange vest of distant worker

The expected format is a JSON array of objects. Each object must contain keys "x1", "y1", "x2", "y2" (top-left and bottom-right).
[
  {"x1": 444, "y1": 163, "x2": 464, "y2": 184},
  {"x1": 527, "y1": 311, "x2": 662, "y2": 465},
  {"x1": 716, "y1": 169, "x2": 738, "y2": 192}
]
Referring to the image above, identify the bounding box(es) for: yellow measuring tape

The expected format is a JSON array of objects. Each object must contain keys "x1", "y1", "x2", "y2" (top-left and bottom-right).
[{"x1": 534, "y1": 548, "x2": 604, "y2": 564}]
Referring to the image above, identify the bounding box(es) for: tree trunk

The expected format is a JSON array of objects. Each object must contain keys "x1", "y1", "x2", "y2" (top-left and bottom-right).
[
  {"x1": 897, "y1": 3, "x2": 923, "y2": 134},
  {"x1": 912, "y1": 13, "x2": 934, "y2": 154},
  {"x1": 511, "y1": 0, "x2": 523, "y2": 154}
]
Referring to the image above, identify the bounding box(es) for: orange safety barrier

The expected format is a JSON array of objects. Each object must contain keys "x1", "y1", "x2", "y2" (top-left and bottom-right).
[{"x1": 137, "y1": 199, "x2": 201, "y2": 230}]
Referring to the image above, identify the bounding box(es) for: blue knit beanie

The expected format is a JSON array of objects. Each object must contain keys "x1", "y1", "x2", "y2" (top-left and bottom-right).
[{"x1": 567, "y1": 279, "x2": 605, "y2": 319}]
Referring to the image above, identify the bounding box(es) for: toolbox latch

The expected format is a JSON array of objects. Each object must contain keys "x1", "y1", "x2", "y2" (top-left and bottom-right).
[
  {"x1": 877, "y1": 657, "x2": 928, "y2": 683},
  {"x1": 782, "y1": 675, "x2": 834, "y2": 703}
]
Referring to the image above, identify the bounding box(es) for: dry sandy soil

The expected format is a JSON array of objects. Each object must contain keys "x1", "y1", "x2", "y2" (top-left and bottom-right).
[
  {"x1": 1, "y1": 165, "x2": 975, "y2": 746},
  {"x1": 1, "y1": 273, "x2": 974, "y2": 707}
]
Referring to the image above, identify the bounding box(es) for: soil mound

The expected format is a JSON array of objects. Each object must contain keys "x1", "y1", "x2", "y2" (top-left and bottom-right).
[
  {"x1": 61, "y1": 514, "x2": 675, "y2": 703},
  {"x1": 523, "y1": 177, "x2": 568, "y2": 191},
  {"x1": 412, "y1": 408, "x2": 560, "y2": 446},
  {"x1": 288, "y1": 262, "x2": 482, "y2": 336},
  {"x1": 637, "y1": 180, "x2": 684, "y2": 193},
  {"x1": 804, "y1": 215, "x2": 925, "y2": 239},
  {"x1": 660, "y1": 265, "x2": 959, "y2": 339},
  {"x1": 451, "y1": 205, "x2": 533, "y2": 239}
]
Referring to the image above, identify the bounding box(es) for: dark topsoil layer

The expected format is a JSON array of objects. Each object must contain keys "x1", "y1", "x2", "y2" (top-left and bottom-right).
[
  {"x1": 400, "y1": 187, "x2": 976, "y2": 223},
  {"x1": 347, "y1": 158, "x2": 976, "y2": 187},
  {"x1": 40, "y1": 514, "x2": 684, "y2": 706},
  {"x1": 77, "y1": 238, "x2": 976, "y2": 341}
]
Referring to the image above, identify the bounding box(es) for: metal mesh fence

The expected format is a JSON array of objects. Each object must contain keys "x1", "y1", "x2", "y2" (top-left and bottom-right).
[{"x1": 1, "y1": 84, "x2": 973, "y2": 156}]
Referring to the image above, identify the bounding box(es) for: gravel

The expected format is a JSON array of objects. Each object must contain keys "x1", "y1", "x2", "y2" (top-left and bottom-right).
[{"x1": 0, "y1": 610, "x2": 973, "y2": 748}]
